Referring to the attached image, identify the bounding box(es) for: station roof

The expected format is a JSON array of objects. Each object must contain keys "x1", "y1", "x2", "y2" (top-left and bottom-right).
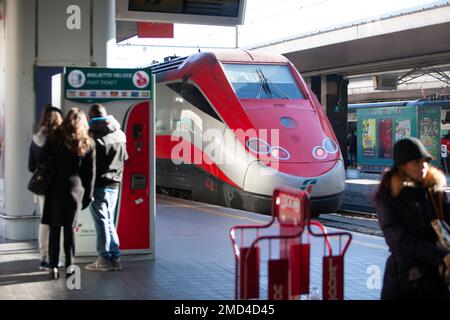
[{"x1": 250, "y1": 1, "x2": 450, "y2": 77}]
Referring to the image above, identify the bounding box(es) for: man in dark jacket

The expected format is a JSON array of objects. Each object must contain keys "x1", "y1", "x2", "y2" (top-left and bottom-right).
[{"x1": 85, "y1": 104, "x2": 128, "y2": 272}]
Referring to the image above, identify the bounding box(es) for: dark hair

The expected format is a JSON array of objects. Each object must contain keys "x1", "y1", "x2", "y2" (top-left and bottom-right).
[
  {"x1": 374, "y1": 167, "x2": 399, "y2": 203},
  {"x1": 89, "y1": 103, "x2": 107, "y2": 119},
  {"x1": 38, "y1": 105, "x2": 63, "y2": 135}
]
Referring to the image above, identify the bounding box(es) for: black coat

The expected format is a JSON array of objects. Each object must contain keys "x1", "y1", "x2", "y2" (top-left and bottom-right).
[
  {"x1": 89, "y1": 116, "x2": 128, "y2": 189},
  {"x1": 28, "y1": 129, "x2": 48, "y2": 173},
  {"x1": 42, "y1": 135, "x2": 96, "y2": 228},
  {"x1": 376, "y1": 167, "x2": 450, "y2": 300}
]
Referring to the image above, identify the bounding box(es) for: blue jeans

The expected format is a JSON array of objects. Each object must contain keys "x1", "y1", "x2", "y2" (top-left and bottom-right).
[{"x1": 90, "y1": 188, "x2": 121, "y2": 260}]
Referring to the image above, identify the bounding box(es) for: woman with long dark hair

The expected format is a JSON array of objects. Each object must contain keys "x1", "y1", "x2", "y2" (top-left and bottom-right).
[
  {"x1": 42, "y1": 108, "x2": 96, "y2": 279},
  {"x1": 375, "y1": 137, "x2": 450, "y2": 299},
  {"x1": 28, "y1": 105, "x2": 63, "y2": 270}
]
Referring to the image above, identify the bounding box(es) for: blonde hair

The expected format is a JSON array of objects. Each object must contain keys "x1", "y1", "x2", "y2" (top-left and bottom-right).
[{"x1": 61, "y1": 108, "x2": 94, "y2": 157}]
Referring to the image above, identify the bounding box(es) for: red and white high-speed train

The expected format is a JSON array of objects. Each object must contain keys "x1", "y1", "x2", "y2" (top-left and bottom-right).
[{"x1": 153, "y1": 50, "x2": 345, "y2": 216}]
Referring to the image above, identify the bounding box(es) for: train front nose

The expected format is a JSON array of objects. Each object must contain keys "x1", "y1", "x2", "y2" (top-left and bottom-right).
[
  {"x1": 243, "y1": 159, "x2": 345, "y2": 215},
  {"x1": 239, "y1": 100, "x2": 345, "y2": 215}
]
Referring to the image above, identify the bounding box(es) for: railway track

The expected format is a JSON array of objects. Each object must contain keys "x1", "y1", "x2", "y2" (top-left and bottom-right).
[{"x1": 317, "y1": 210, "x2": 382, "y2": 237}]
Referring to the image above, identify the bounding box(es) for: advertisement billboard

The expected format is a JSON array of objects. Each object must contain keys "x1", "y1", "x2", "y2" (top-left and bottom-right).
[
  {"x1": 357, "y1": 103, "x2": 440, "y2": 170},
  {"x1": 418, "y1": 105, "x2": 441, "y2": 162},
  {"x1": 361, "y1": 118, "x2": 376, "y2": 158},
  {"x1": 378, "y1": 119, "x2": 393, "y2": 159}
]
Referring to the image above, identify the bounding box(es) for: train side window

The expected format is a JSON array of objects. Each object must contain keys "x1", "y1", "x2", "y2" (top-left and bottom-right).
[
  {"x1": 155, "y1": 109, "x2": 171, "y2": 134},
  {"x1": 167, "y1": 83, "x2": 223, "y2": 123}
]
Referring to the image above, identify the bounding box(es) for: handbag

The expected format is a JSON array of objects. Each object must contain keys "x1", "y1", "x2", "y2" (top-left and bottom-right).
[
  {"x1": 27, "y1": 156, "x2": 54, "y2": 195},
  {"x1": 427, "y1": 190, "x2": 450, "y2": 284}
]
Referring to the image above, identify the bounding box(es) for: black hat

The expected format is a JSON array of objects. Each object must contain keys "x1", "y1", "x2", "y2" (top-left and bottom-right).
[{"x1": 393, "y1": 137, "x2": 432, "y2": 168}]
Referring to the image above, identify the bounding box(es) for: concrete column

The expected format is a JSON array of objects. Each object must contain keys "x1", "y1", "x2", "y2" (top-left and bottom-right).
[
  {"x1": 0, "y1": 0, "x2": 38, "y2": 240},
  {"x1": 310, "y1": 76, "x2": 321, "y2": 104},
  {"x1": 309, "y1": 75, "x2": 349, "y2": 167},
  {"x1": 324, "y1": 75, "x2": 349, "y2": 169},
  {"x1": 0, "y1": 1, "x2": 5, "y2": 212},
  {"x1": 92, "y1": 0, "x2": 116, "y2": 67},
  {"x1": 320, "y1": 77, "x2": 328, "y2": 110},
  {"x1": 0, "y1": 0, "x2": 115, "y2": 240}
]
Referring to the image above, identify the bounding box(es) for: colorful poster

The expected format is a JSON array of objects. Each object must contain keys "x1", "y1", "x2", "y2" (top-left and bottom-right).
[
  {"x1": 395, "y1": 119, "x2": 411, "y2": 141},
  {"x1": 378, "y1": 119, "x2": 393, "y2": 159},
  {"x1": 0, "y1": 0, "x2": 5, "y2": 209},
  {"x1": 420, "y1": 116, "x2": 439, "y2": 161},
  {"x1": 361, "y1": 119, "x2": 376, "y2": 158}
]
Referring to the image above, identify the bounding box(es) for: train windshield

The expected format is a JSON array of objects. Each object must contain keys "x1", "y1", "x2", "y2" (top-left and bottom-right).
[{"x1": 222, "y1": 64, "x2": 304, "y2": 100}]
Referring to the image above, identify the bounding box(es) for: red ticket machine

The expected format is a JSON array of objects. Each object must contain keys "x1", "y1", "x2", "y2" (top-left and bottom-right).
[{"x1": 116, "y1": 101, "x2": 151, "y2": 252}]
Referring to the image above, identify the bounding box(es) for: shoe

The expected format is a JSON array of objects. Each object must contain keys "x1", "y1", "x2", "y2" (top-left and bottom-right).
[
  {"x1": 39, "y1": 260, "x2": 50, "y2": 271},
  {"x1": 50, "y1": 267, "x2": 60, "y2": 280},
  {"x1": 85, "y1": 257, "x2": 113, "y2": 272},
  {"x1": 111, "y1": 258, "x2": 122, "y2": 271}
]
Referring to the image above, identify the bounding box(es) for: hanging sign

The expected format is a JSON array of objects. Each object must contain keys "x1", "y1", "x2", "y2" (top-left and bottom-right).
[
  {"x1": 65, "y1": 67, "x2": 152, "y2": 103},
  {"x1": 137, "y1": 22, "x2": 174, "y2": 38}
]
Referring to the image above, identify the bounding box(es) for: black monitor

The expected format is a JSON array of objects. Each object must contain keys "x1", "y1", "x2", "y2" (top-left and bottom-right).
[{"x1": 117, "y1": 0, "x2": 247, "y2": 26}]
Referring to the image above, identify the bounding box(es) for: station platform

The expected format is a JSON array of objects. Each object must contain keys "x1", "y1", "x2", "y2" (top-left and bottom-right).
[
  {"x1": 342, "y1": 168, "x2": 382, "y2": 213},
  {"x1": 0, "y1": 194, "x2": 388, "y2": 300},
  {"x1": 342, "y1": 167, "x2": 450, "y2": 214}
]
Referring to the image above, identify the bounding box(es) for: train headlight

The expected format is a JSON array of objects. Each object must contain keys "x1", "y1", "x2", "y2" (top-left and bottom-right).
[
  {"x1": 323, "y1": 138, "x2": 339, "y2": 154},
  {"x1": 312, "y1": 146, "x2": 327, "y2": 160},
  {"x1": 246, "y1": 138, "x2": 271, "y2": 154},
  {"x1": 270, "y1": 146, "x2": 291, "y2": 160}
]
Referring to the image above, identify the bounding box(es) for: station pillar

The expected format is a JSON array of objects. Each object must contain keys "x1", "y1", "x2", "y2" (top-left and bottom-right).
[
  {"x1": 0, "y1": 0, "x2": 37, "y2": 240},
  {"x1": 311, "y1": 75, "x2": 349, "y2": 168},
  {"x1": 0, "y1": 0, "x2": 115, "y2": 240}
]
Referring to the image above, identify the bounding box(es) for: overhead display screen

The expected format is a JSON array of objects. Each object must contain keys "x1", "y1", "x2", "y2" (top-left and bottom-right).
[
  {"x1": 129, "y1": 0, "x2": 240, "y2": 18},
  {"x1": 116, "y1": 0, "x2": 246, "y2": 26}
]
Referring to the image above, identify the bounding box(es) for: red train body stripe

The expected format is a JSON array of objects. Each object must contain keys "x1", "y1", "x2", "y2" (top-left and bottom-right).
[{"x1": 156, "y1": 135, "x2": 239, "y2": 187}]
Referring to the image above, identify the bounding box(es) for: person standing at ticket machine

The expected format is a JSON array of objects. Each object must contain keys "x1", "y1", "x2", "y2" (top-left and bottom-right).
[{"x1": 85, "y1": 104, "x2": 128, "y2": 272}]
